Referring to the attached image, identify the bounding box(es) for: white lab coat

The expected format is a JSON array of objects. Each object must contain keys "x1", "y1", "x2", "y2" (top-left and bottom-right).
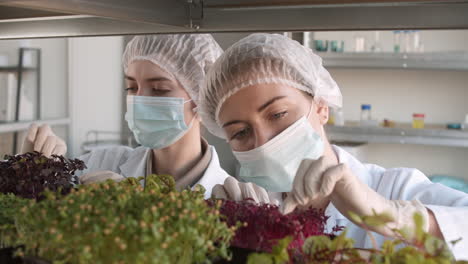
[
  {"x1": 75, "y1": 145, "x2": 229, "y2": 199},
  {"x1": 321, "y1": 145, "x2": 468, "y2": 260}
]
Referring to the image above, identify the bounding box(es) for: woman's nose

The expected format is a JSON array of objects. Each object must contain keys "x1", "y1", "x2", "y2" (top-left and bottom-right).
[
  {"x1": 254, "y1": 127, "x2": 276, "y2": 149},
  {"x1": 136, "y1": 87, "x2": 151, "y2": 97}
]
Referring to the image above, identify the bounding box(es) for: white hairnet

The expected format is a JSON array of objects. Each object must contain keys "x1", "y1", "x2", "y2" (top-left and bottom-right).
[
  {"x1": 122, "y1": 34, "x2": 223, "y2": 103},
  {"x1": 199, "y1": 33, "x2": 342, "y2": 139}
]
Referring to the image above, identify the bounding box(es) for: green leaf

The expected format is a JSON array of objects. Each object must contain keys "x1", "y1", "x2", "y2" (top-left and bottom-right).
[
  {"x1": 348, "y1": 211, "x2": 363, "y2": 225},
  {"x1": 450, "y1": 237, "x2": 462, "y2": 246},
  {"x1": 413, "y1": 213, "x2": 425, "y2": 243},
  {"x1": 247, "y1": 253, "x2": 274, "y2": 264},
  {"x1": 302, "y1": 235, "x2": 332, "y2": 255},
  {"x1": 363, "y1": 212, "x2": 394, "y2": 228},
  {"x1": 271, "y1": 237, "x2": 292, "y2": 263}
]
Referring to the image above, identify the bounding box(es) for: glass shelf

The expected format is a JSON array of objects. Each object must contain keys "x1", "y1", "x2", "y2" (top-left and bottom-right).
[
  {"x1": 320, "y1": 51, "x2": 468, "y2": 71},
  {"x1": 326, "y1": 124, "x2": 468, "y2": 148}
]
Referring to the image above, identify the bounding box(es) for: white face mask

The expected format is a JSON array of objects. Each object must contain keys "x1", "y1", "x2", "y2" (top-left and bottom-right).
[
  {"x1": 125, "y1": 95, "x2": 195, "y2": 149},
  {"x1": 232, "y1": 105, "x2": 324, "y2": 192}
]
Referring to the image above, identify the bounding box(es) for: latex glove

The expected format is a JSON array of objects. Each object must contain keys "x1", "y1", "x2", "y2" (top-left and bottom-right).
[
  {"x1": 80, "y1": 170, "x2": 125, "y2": 185},
  {"x1": 281, "y1": 157, "x2": 429, "y2": 239},
  {"x1": 212, "y1": 176, "x2": 280, "y2": 205},
  {"x1": 21, "y1": 124, "x2": 67, "y2": 157}
]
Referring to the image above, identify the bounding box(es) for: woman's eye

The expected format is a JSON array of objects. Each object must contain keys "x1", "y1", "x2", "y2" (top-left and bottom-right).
[
  {"x1": 125, "y1": 87, "x2": 137, "y2": 93},
  {"x1": 272, "y1": 111, "x2": 288, "y2": 120},
  {"x1": 153, "y1": 87, "x2": 171, "y2": 95},
  {"x1": 231, "y1": 127, "x2": 251, "y2": 141}
]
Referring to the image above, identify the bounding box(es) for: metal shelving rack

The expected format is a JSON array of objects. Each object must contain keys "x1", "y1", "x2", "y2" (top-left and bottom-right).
[
  {"x1": 1, "y1": 1, "x2": 468, "y2": 39},
  {"x1": 0, "y1": 47, "x2": 50, "y2": 154},
  {"x1": 0, "y1": 0, "x2": 467, "y2": 150}
]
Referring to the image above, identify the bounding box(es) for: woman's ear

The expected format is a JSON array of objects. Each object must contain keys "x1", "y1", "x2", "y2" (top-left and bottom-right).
[
  {"x1": 315, "y1": 99, "x2": 329, "y2": 125},
  {"x1": 192, "y1": 103, "x2": 202, "y2": 121}
]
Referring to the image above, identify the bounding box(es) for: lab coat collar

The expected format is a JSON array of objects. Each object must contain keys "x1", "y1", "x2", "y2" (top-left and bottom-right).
[
  {"x1": 195, "y1": 146, "x2": 229, "y2": 198},
  {"x1": 118, "y1": 144, "x2": 228, "y2": 198},
  {"x1": 119, "y1": 146, "x2": 151, "y2": 179}
]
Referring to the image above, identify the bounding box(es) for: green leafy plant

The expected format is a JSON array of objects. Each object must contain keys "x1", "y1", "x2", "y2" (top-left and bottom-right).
[
  {"x1": 247, "y1": 212, "x2": 466, "y2": 264},
  {"x1": 0, "y1": 193, "x2": 30, "y2": 248},
  {"x1": 15, "y1": 175, "x2": 234, "y2": 264}
]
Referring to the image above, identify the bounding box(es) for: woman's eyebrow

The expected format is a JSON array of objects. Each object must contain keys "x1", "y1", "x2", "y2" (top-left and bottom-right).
[
  {"x1": 146, "y1": 77, "x2": 171, "y2": 82},
  {"x1": 257, "y1": 96, "x2": 286, "y2": 112},
  {"x1": 222, "y1": 120, "x2": 243, "y2": 128},
  {"x1": 124, "y1": 75, "x2": 135, "y2": 81}
]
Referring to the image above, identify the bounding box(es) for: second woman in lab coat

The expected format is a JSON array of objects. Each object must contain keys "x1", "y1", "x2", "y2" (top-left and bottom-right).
[
  {"x1": 198, "y1": 33, "x2": 468, "y2": 259},
  {"x1": 22, "y1": 34, "x2": 229, "y2": 198}
]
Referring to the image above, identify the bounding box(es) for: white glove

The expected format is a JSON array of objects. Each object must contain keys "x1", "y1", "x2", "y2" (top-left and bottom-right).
[
  {"x1": 79, "y1": 170, "x2": 125, "y2": 185},
  {"x1": 21, "y1": 124, "x2": 67, "y2": 157},
  {"x1": 212, "y1": 176, "x2": 280, "y2": 205},
  {"x1": 281, "y1": 157, "x2": 429, "y2": 238}
]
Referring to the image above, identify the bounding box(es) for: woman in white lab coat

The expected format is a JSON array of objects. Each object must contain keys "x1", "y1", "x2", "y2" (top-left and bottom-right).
[
  {"x1": 21, "y1": 34, "x2": 229, "y2": 198},
  {"x1": 198, "y1": 33, "x2": 468, "y2": 259}
]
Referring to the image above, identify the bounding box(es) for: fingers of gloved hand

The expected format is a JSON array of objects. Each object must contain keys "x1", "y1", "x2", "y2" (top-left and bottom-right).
[
  {"x1": 267, "y1": 192, "x2": 281, "y2": 206},
  {"x1": 20, "y1": 136, "x2": 34, "y2": 154},
  {"x1": 26, "y1": 123, "x2": 39, "y2": 142},
  {"x1": 212, "y1": 184, "x2": 229, "y2": 200},
  {"x1": 304, "y1": 157, "x2": 327, "y2": 199},
  {"x1": 280, "y1": 195, "x2": 298, "y2": 215},
  {"x1": 80, "y1": 170, "x2": 123, "y2": 185},
  {"x1": 290, "y1": 159, "x2": 316, "y2": 205},
  {"x1": 80, "y1": 170, "x2": 110, "y2": 183},
  {"x1": 21, "y1": 124, "x2": 39, "y2": 153},
  {"x1": 223, "y1": 176, "x2": 243, "y2": 201},
  {"x1": 319, "y1": 163, "x2": 347, "y2": 197},
  {"x1": 251, "y1": 183, "x2": 270, "y2": 204},
  {"x1": 34, "y1": 125, "x2": 53, "y2": 152},
  {"x1": 41, "y1": 136, "x2": 57, "y2": 157},
  {"x1": 239, "y1": 182, "x2": 259, "y2": 203},
  {"x1": 52, "y1": 139, "x2": 67, "y2": 156}
]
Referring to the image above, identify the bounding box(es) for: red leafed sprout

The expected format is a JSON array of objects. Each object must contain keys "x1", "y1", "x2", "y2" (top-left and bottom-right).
[{"x1": 208, "y1": 199, "x2": 334, "y2": 253}]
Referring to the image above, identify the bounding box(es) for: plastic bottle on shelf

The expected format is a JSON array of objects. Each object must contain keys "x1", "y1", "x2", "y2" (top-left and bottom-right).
[
  {"x1": 411, "y1": 30, "x2": 421, "y2": 53},
  {"x1": 402, "y1": 30, "x2": 411, "y2": 53},
  {"x1": 463, "y1": 114, "x2": 468, "y2": 130},
  {"x1": 393, "y1": 31, "x2": 401, "y2": 53},
  {"x1": 412, "y1": 113, "x2": 425, "y2": 129},
  {"x1": 370, "y1": 31, "x2": 382, "y2": 53},
  {"x1": 360, "y1": 104, "x2": 372, "y2": 126},
  {"x1": 334, "y1": 108, "x2": 345, "y2": 126}
]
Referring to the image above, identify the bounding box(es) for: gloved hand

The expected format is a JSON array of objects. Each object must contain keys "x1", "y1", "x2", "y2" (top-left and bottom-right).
[
  {"x1": 21, "y1": 124, "x2": 67, "y2": 157},
  {"x1": 79, "y1": 170, "x2": 125, "y2": 185},
  {"x1": 212, "y1": 176, "x2": 280, "y2": 205},
  {"x1": 281, "y1": 157, "x2": 429, "y2": 239}
]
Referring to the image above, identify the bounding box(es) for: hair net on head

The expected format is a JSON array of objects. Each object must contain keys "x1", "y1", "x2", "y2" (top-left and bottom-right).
[
  {"x1": 199, "y1": 33, "x2": 343, "y2": 139},
  {"x1": 122, "y1": 34, "x2": 223, "y2": 103}
]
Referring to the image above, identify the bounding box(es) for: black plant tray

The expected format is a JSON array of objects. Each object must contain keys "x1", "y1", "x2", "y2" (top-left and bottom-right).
[{"x1": 0, "y1": 247, "x2": 50, "y2": 264}]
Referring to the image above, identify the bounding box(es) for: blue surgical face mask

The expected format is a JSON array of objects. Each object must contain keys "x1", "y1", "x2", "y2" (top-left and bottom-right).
[
  {"x1": 233, "y1": 107, "x2": 324, "y2": 192},
  {"x1": 125, "y1": 95, "x2": 195, "y2": 149}
]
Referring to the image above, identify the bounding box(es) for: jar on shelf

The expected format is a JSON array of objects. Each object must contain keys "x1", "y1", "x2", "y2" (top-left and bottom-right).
[
  {"x1": 412, "y1": 113, "x2": 425, "y2": 129},
  {"x1": 360, "y1": 104, "x2": 372, "y2": 122}
]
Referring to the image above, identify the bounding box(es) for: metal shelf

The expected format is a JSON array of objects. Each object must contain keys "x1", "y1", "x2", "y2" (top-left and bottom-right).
[
  {"x1": 325, "y1": 125, "x2": 468, "y2": 148},
  {"x1": 0, "y1": 118, "x2": 70, "y2": 133},
  {"x1": 1, "y1": 1, "x2": 468, "y2": 39},
  {"x1": 320, "y1": 52, "x2": 468, "y2": 71},
  {"x1": 0, "y1": 66, "x2": 38, "y2": 72}
]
